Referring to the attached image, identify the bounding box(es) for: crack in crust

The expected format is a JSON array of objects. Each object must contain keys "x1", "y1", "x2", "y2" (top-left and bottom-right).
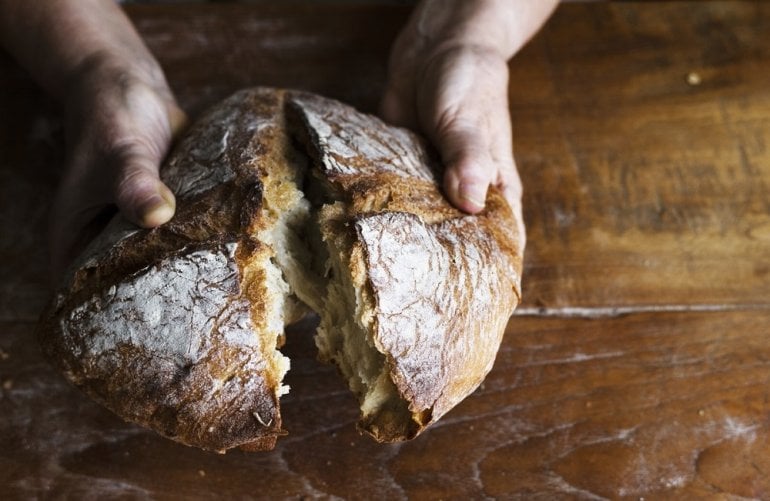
[
  {"x1": 38, "y1": 87, "x2": 524, "y2": 452},
  {"x1": 287, "y1": 91, "x2": 522, "y2": 442}
]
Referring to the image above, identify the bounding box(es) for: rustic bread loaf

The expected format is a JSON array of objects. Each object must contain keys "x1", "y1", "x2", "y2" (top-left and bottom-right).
[{"x1": 39, "y1": 87, "x2": 524, "y2": 452}]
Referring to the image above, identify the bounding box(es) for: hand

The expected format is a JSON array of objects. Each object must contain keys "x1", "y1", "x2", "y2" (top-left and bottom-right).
[
  {"x1": 381, "y1": 0, "x2": 558, "y2": 219},
  {"x1": 0, "y1": 0, "x2": 186, "y2": 275},
  {"x1": 52, "y1": 56, "x2": 186, "y2": 273}
]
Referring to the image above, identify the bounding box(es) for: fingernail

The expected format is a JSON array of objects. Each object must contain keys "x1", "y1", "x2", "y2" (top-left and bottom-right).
[{"x1": 458, "y1": 182, "x2": 487, "y2": 209}]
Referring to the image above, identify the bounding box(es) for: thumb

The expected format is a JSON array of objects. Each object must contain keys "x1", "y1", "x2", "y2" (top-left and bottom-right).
[
  {"x1": 108, "y1": 82, "x2": 185, "y2": 228},
  {"x1": 436, "y1": 119, "x2": 495, "y2": 214},
  {"x1": 48, "y1": 147, "x2": 176, "y2": 277},
  {"x1": 112, "y1": 96, "x2": 184, "y2": 228},
  {"x1": 111, "y1": 146, "x2": 176, "y2": 228},
  {"x1": 50, "y1": 128, "x2": 179, "y2": 277}
]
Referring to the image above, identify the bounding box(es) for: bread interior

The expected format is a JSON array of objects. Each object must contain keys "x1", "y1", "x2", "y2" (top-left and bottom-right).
[
  {"x1": 247, "y1": 133, "x2": 314, "y2": 401},
  {"x1": 252, "y1": 120, "x2": 417, "y2": 440},
  {"x1": 312, "y1": 202, "x2": 416, "y2": 441}
]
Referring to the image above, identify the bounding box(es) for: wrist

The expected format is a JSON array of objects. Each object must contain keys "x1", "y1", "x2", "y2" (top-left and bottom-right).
[{"x1": 409, "y1": 0, "x2": 558, "y2": 60}]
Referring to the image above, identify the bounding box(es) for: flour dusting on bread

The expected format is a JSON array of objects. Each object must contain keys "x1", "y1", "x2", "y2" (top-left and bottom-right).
[{"x1": 40, "y1": 87, "x2": 523, "y2": 452}]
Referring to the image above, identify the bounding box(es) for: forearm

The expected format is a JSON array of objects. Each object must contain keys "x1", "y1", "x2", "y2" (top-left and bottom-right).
[
  {"x1": 406, "y1": 0, "x2": 559, "y2": 59},
  {"x1": 0, "y1": 0, "x2": 162, "y2": 101}
]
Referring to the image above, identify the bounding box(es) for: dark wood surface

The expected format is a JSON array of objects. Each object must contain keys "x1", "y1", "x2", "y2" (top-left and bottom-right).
[{"x1": 2, "y1": 1, "x2": 770, "y2": 498}]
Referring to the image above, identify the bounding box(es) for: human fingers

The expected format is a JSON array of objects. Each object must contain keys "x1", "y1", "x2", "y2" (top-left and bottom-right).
[
  {"x1": 51, "y1": 80, "x2": 184, "y2": 275},
  {"x1": 110, "y1": 142, "x2": 176, "y2": 228},
  {"x1": 108, "y1": 81, "x2": 181, "y2": 228},
  {"x1": 420, "y1": 46, "x2": 510, "y2": 214},
  {"x1": 49, "y1": 137, "x2": 176, "y2": 276},
  {"x1": 379, "y1": 24, "x2": 420, "y2": 131},
  {"x1": 492, "y1": 128, "x2": 526, "y2": 249},
  {"x1": 438, "y1": 116, "x2": 496, "y2": 214}
]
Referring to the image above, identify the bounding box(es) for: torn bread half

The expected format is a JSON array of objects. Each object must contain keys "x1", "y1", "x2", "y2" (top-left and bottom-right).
[{"x1": 39, "y1": 87, "x2": 524, "y2": 452}]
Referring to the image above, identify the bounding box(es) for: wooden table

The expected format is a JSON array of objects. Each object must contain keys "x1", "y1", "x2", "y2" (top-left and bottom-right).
[{"x1": 2, "y1": 1, "x2": 770, "y2": 498}]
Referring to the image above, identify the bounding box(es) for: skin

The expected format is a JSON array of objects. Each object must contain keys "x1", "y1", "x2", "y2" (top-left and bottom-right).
[
  {"x1": 0, "y1": 0, "x2": 557, "y2": 276},
  {"x1": 382, "y1": 0, "x2": 558, "y2": 218}
]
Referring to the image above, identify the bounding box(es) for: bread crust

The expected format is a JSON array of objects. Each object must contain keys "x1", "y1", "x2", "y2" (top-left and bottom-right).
[
  {"x1": 39, "y1": 89, "x2": 292, "y2": 453},
  {"x1": 287, "y1": 92, "x2": 522, "y2": 441},
  {"x1": 39, "y1": 87, "x2": 524, "y2": 451}
]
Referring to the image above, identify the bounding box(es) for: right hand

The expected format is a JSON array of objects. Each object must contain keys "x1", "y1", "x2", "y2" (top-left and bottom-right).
[
  {"x1": 0, "y1": 0, "x2": 187, "y2": 275},
  {"x1": 51, "y1": 55, "x2": 186, "y2": 275}
]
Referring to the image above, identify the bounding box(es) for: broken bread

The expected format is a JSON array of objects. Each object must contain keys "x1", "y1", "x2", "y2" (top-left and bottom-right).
[{"x1": 39, "y1": 87, "x2": 524, "y2": 452}]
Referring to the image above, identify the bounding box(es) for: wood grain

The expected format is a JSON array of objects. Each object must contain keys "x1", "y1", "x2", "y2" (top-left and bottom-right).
[
  {"x1": 2, "y1": 1, "x2": 770, "y2": 498},
  {"x1": 513, "y1": 1, "x2": 770, "y2": 310},
  {"x1": 4, "y1": 313, "x2": 770, "y2": 498},
  {"x1": 130, "y1": 3, "x2": 404, "y2": 115}
]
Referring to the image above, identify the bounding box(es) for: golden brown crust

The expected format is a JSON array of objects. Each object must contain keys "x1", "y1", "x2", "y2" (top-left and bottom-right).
[
  {"x1": 286, "y1": 91, "x2": 523, "y2": 441},
  {"x1": 38, "y1": 88, "x2": 292, "y2": 453},
  {"x1": 39, "y1": 87, "x2": 524, "y2": 451}
]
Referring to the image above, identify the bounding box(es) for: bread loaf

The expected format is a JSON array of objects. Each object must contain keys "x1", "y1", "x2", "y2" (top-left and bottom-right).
[{"x1": 39, "y1": 88, "x2": 524, "y2": 452}]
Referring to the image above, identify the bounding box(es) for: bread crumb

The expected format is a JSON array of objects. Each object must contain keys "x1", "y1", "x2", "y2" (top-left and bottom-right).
[
  {"x1": 585, "y1": 401, "x2": 593, "y2": 408},
  {"x1": 0, "y1": 348, "x2": 8, "y2": 361},
  {"x1": 686, "y1": 72, "x2": 702, "y2": 86},
  {"x1": 698, "y1": 409, "x2": 705, "y2": 417},
  {"x1": 2, "y1": 379, "x2": 12, "y2": 390},
  {"x1": 198, "y1": 470, "x2": 206, "y2": 478},
  {"x1": 208, "y1": 426, "x2": 215, "y2": 433}
]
